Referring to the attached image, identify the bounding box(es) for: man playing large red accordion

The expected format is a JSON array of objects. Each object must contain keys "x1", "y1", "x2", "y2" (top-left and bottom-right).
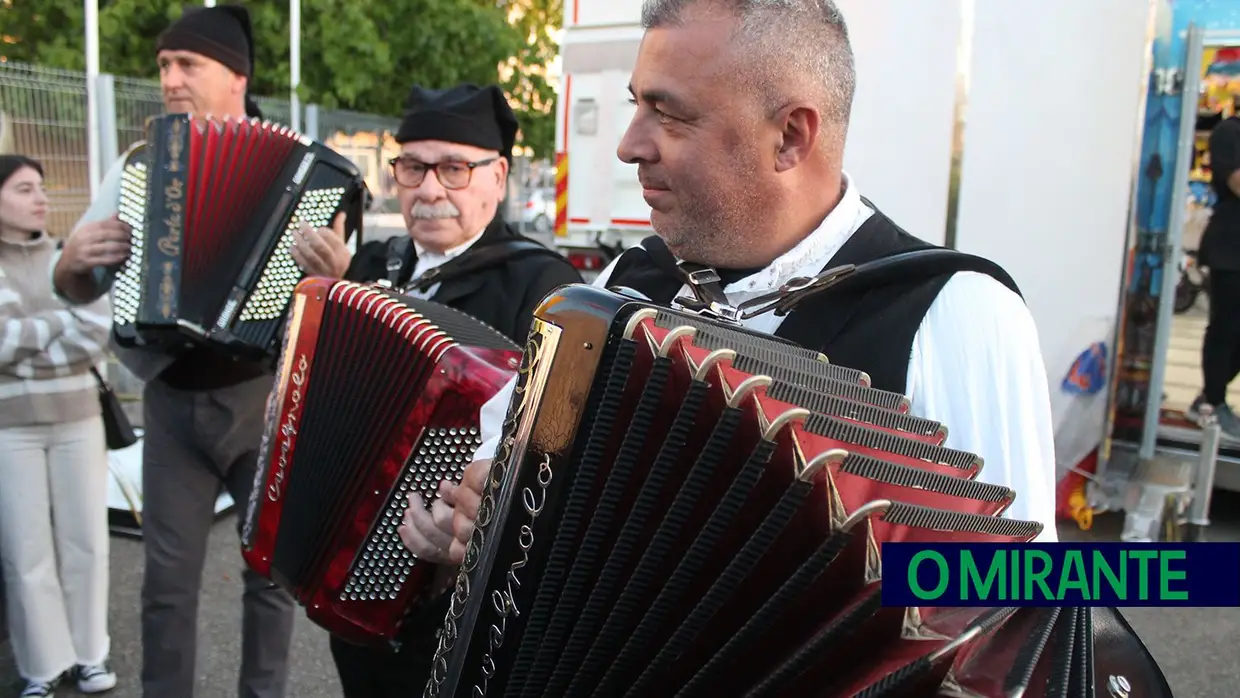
[{"x1": 398, "y1": 1, "x2": 1174, "y2": 697}]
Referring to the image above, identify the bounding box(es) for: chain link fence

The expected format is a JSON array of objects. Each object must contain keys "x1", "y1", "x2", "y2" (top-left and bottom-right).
[
  {"x1": 0, "y1": 60, "x2": 546, "y2": 400},
  {"x1": 0, "y1": 61, "x2": 404, "y2": 398}
]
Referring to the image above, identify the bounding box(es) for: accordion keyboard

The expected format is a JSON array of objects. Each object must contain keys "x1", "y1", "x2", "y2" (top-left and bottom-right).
[
  {"x1": 112, "y1": 155, "x2": 148, "y2": 333},
  {"x1": 341, "y1": 425, "x2": 481, "y2": 604},
  {"x1": 237, "y1": 186, "x2": 348, "y2": 324}
]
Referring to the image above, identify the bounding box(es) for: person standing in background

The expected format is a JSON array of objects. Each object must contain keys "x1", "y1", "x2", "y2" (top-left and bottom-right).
[
  {"x1": 1192, "y1": 111, "x2": 1240, "y2": 438},
  {"x1": 0, "y1": 155, "x2": 117, "y2": 697}
]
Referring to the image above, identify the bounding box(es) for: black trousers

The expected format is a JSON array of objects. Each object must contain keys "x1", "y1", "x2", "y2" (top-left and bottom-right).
[
  {"x1": 329, "y1": 593, "x2": 447, "y2": 698},
  {"x1": 329, "y1": 632, "x2": 435, "y2": 698},
  {"x1": 1202, "y1": 269, "x2": 1240, "y2": 405}
]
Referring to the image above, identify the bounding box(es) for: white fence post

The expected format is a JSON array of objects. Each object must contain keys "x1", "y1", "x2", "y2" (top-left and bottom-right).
[{"x1": 97, "y1": 73, "x2": 119, "y2": 167}]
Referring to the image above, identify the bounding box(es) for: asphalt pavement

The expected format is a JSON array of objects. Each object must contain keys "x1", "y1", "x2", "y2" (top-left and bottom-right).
[{"x1": 4, "y1": 496, "x2": 1240, "y2": 697}]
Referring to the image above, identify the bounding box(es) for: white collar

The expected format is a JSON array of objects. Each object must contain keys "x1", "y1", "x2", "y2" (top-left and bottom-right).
[
  {"x1": 721, "y1": 171, "x2": 869, "y2": 296},
  {"x1": 412, "y1": 226, "x2": 487, "y2": 261}
]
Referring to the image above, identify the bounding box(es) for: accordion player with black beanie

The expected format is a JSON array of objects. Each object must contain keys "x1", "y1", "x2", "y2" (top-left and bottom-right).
[
  {"x1": 47, "y1": 5, "x2": 348, "y2": 697},
  {"x1": 320, "y1": 82, "x2": 582, "y2": 698}
]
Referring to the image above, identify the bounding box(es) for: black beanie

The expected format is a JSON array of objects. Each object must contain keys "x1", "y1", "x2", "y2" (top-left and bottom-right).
[
  {"x1": 395, "y1": 84, "x2": 519, "y2": 158},
  {"x1": 156, "y1": 5, "x2": 263, "y2": 119}
]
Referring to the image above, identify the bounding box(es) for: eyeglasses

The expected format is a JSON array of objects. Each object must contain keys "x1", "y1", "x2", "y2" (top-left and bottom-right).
[{"x1": 388, "y1": 156, "x2": 499, "y2": 190}]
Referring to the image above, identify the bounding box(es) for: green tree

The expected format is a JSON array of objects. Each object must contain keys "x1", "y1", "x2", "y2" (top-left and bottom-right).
[
  {"x1": 503, "y1": 0, "x2": 563, "y2": 158},
  {"x1": 0, "y1": 0, "x2": 562, "y2": 156}
]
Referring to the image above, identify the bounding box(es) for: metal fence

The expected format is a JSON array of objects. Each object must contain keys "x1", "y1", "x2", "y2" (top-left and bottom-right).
[
  {"x1": 0, "y1": 60, "x2": 548, "y2": 399},
  {"x1": 0, "y1": 60, "x2": 407, "y2": 397},
  {"x1": 0, "y1": 61, "x2": 395, "y2": 234}
]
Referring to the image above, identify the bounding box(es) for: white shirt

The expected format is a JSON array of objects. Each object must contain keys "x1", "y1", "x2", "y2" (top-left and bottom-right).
[
  {"x1": 475, "y1": 173, "x2": 1058, "y2": 540},
  {"x1": 405, "y1": 228, "x2": 487, "y2": 300}
]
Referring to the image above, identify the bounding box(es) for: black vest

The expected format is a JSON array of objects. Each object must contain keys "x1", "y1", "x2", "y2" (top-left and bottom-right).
[{"x1": 605, "y1": 206, "x2": 1021, "y2": 394}]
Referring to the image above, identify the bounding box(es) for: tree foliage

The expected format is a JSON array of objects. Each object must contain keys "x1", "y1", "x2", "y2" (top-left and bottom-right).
[{"x1": 0, "y1": 0, "x2": 563, "y2": 156}]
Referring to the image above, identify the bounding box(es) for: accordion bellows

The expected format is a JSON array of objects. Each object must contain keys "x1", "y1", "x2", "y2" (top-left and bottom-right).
[
  {"x1": 114, "y1": 113, "x2": 367, "y2": 359},
  {"x1": 425, "y1": 284, "x2": 1171, "y2": 698},
  {"x1": 242, "y1": 278, "x2": 521, "y2": 644}
]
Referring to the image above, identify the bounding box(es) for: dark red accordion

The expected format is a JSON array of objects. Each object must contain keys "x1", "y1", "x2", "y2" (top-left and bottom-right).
[
  {"x1": 424, "y1": 285, "x2": 1172, "y2": 698},
  {"x1": 113, "y1": 113, "x2": 368, "y2": 360},
  {"x1": 241, "y1": 278, "x2": 520, "y2": 645}
]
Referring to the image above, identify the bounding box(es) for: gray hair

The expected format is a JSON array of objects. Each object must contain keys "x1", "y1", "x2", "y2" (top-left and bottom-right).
[{"x1": 641, "y1": 0, "x2": 856, "y2": 128}]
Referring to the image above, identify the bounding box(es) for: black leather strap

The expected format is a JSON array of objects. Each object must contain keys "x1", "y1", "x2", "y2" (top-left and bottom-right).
[
  {"x1": 738, "y1": 247, "x2": 1023, "y2": 320},
  {"x1": 404, "y1": 239, "x2": 560, "y2": 293},
  {"x1": 385, "y1": 236, "x2": 414, "y2": 287},
  {"x1": 639, "y1": 236, "x2": 730, "y2": 307}
]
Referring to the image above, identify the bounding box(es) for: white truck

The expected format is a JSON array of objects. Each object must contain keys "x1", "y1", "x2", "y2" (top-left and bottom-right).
[{"x1": 550, "y1": 0, "x2": 655, "y2": 279}]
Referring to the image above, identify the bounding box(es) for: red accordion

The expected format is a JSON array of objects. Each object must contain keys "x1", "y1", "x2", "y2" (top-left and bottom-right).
[
  {"x1": 112, "y1": 113, "x2": 368, "y2": 360},
  {"x1": 241, "y1": 278, "x2": 520, "y2": 645},
  {"x1": 424, "y1": 284, "x2": 1172, "y2": 698}
]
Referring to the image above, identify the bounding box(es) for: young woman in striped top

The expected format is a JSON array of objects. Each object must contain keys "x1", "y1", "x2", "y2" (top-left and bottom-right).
[{"x1": 0, "y1": 155, "x2": 118, "y2": 697}]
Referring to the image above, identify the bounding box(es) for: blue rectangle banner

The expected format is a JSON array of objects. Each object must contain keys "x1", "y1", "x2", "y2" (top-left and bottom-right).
[{"x1": 881, "y1": 543, "x2": 1240, "y2": 607}]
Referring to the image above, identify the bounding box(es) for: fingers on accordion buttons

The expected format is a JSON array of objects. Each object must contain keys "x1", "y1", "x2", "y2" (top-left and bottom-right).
[{"x1": 404, "y1": 493, "x2": 456, "y2": 558}]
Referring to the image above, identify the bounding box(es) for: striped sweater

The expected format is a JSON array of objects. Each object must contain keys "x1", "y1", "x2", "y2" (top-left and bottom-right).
[{"x1": 0, "y1": 232, "x2": 112, "y2": 428}]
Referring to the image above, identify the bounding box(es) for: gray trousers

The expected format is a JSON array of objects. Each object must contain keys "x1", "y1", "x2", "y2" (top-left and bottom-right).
[{"x1": 140, "y1": 376, "x2": 295, "y2": 698}]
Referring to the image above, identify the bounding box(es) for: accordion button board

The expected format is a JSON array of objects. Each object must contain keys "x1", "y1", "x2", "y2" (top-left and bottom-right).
[
  {"x1": 112, "y1": 113, "x2": 369, "y2": 362},
  {"x1": 421, "y1": 284, "x2": 1169, "y2": 698},
  {"x1": 241, "y1": 277, "x2": 521, "y2": 645}
]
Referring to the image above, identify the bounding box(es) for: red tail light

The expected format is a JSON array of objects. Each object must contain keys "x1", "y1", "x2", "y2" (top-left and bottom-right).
[{"x1": 566, "y1": 251, "x2": 605, "y2": 270}]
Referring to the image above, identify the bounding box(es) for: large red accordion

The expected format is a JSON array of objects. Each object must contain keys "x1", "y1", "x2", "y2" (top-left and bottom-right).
[
  {"x1": 241, "y1": 277, "x2": 520, "y2": 644},
  {"x1": 424, "y1": 284, "x2": 1173, "y2": 698},
  {"x1": 112, "y1": 113, "x2": 368, "y2": 360}
]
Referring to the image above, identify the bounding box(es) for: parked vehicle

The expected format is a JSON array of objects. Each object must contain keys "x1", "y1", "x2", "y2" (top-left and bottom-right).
[{"x1": 520, "y1": 187, "x2": 556, "y2": 234}]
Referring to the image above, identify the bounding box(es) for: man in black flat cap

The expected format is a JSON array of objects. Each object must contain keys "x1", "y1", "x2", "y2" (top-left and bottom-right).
[
  {"x1": 50, "y1": 5, "x2": 350, "y2": 698},
  {"x1": 313, "y1": 82, "x2": 581, "y2": 697}
]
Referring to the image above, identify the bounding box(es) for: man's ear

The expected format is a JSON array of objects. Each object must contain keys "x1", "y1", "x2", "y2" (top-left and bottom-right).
[
  {"x1": 773, "y1": 102, "x2": 822, "y2": 173},
  {"x1": 495, "y1": 155, "x2": 510, "y2": 185}
]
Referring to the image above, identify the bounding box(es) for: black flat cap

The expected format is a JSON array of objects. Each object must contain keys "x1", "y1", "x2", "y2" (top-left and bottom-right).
[{"x1": 395, "y1": 83, "x2": 519, "y2": 158}]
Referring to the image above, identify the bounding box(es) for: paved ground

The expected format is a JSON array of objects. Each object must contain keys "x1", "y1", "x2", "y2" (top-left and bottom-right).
[{"x1": 4, "y1": 497, "x2": 1240, "y2": 697}]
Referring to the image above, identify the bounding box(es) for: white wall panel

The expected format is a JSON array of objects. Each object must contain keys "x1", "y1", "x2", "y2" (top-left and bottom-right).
[
  {"x1": 954, "y1": 0, "x2": 1151, "y2": 394},
  {"x1": 837, "y1": 0, "x2": 963, "y2": 245}
]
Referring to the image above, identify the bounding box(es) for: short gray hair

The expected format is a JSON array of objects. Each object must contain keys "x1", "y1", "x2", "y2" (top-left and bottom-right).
[{"x1": 641, "y1": 0, "x2": 856, "y2": 128}]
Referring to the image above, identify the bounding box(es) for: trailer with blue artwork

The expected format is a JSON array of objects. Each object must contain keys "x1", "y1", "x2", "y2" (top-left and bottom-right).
[{"x1": 1089, "y1": 0, "x2": 1240, "y2": 541}]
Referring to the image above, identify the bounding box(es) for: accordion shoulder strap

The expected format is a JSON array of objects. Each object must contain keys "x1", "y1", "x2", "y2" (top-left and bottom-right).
[
  {"x1": 404, "y1": 238, "x2": 563, "y2": 293},
  {"x1": 638, "y1": 235, "x2": 730, "y2": 307},
  {"x1": 384, "y1": 236, "x2": 415, "y2": 287}
]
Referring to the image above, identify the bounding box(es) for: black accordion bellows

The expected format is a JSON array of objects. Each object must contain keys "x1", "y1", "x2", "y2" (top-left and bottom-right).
[
  {"x1": 112, "y1": 113, "x2": 368, "y2": 360},
  {"x1": 423, "y1": 285, "x2": 1173, "y2": 698}
]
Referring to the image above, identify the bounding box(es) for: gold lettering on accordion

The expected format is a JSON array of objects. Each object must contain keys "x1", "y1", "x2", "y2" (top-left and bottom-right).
[
  {"x1": 160, "y1": 263, "x2": 175, "y2": 318},
  {"x1": 157, "y1": 175, "x2": 185, "y2": 318},
  {"x1": 167, "y1": 118, "x2": 184, "y2": 172},
  {"x1": 268, "y1": 353, "x2": 310, "y2": 503},
  {"x1": 424, "y1": 323, "x2": 555, "y2": 698}
]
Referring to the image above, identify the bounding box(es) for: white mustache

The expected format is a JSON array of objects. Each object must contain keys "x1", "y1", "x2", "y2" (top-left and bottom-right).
[{"x1": 410, "y1": 201, "x2": 461, "y2": 219}]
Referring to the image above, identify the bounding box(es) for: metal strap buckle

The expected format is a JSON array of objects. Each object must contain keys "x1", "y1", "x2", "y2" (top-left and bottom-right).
[
  {"x1": 683, "y1": 267, "x2": 722, "y2": 286},
  {"x1": 733, "y1": 264, "x2": 858, "y2": 320}
]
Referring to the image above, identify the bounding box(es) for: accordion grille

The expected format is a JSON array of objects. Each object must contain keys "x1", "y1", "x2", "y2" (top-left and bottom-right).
[
  {"x1": 113, "y1": 160, "x2": 148, "y2": 326},
  {"x1": 341, "y1": 425, "x2": 481, "y2": 602},
  {"x1": 268, "y1": 287, "x2": 458, "y2": 588},
  {"x1": 239, "y1": 186, "x2": 347, "y2": 322}
]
